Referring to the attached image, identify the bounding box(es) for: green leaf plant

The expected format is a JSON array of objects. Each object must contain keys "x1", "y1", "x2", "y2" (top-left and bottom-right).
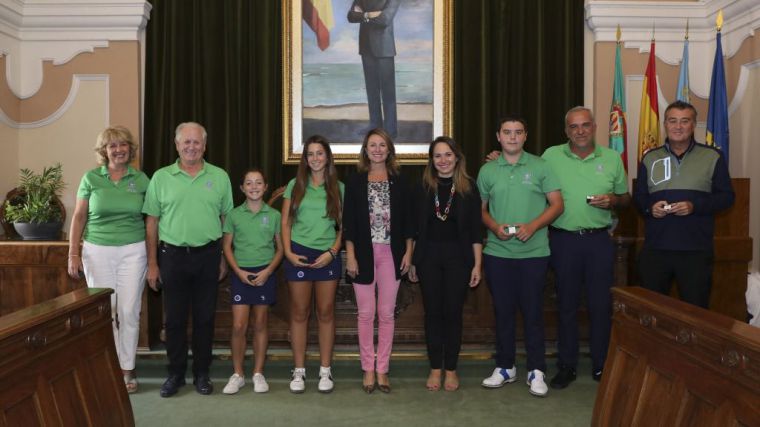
[{"x1": 3, "y1": 163, "x2": 65, "y2": 224}]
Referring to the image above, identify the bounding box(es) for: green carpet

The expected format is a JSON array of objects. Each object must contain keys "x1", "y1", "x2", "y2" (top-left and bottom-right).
[{"x1": 130, "y1": 353, "x2": 596, "y2": 426}]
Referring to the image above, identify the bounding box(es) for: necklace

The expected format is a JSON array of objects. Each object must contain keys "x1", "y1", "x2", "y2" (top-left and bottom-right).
[{"x1": 434, "y1": 182, "x2": 455, "y2": 221}]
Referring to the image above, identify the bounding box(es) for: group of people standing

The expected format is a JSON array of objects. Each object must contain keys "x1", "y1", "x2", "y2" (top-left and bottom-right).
[{"x1": 66, "y1": 99, "x2": 732, "y2": 399}]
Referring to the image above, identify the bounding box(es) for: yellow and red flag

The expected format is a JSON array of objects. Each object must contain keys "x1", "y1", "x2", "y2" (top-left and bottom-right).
[
  {"x1": 637, "y1": 41, "x2": 660, "y2": 162},
  {"x1": 303, "y1": 0, "x2": 335, "y2": 51}
]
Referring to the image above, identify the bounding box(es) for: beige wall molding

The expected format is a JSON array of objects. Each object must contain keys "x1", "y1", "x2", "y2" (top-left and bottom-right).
[
  {"x1": 729, "y1": 58, "x2": 760, "y2": 115},
  {"x1": 586, "y1": 0, "x2": 760, "y2": 98},
  {"x1": 0, "y1": 0, "x2": 150, "y2": 98},
  {"x1": 0, "y1": 74, "x2": 109, "y2": 129}
]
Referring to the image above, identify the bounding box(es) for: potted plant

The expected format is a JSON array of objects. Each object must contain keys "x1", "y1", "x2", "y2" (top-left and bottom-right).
[{"x1": 2, "y1": 163, "x2": 66, "y2": 240}]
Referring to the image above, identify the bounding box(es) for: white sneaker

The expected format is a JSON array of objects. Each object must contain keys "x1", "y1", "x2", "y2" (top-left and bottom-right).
[
  {"x1": 290, "y1": 368, "x2": 306, "y2": 393},
  {"x1": 252, "y1": 373, "x2": 269, "y2": 393},
  {"x1": 527, "y1": 369, "x2": 548, "y2": 397},
  {"x1": 317, "y1": 366, "x2": 334, "y2": 393},
  {"x1": 481, "y1": 366, "x2": 517, "y2": 388},
  {"x1": 222, "y1": 373, "x2": 245, "y2": 395}
]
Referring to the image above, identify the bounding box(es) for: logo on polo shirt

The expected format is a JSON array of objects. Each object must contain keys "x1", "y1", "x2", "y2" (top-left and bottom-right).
[
  {"x1": 595, "y1": 164, "x2": 605, "y2": 174},
  {"x1": 261, "y1": 215, "x2": 270, "y2": 228},
  {"x1": 521, "y1": 172, "x2": 532, "y2": 184},
  {"x1": 127, "y1": 180, "x2": 137, "y2": 193},
  {"x1": 206, "y1": 180, "x2": 214, "y2": 189}
]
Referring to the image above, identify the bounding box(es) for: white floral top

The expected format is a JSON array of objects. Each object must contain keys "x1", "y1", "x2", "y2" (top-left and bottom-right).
[{"x1": 368, "y1": 181, "x2": 391, "y2": 244}]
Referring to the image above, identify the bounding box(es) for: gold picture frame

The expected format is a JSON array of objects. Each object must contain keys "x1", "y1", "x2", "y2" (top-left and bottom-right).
[{"x1": 282, "y1": 0, "x2": 453, "y2": 164}]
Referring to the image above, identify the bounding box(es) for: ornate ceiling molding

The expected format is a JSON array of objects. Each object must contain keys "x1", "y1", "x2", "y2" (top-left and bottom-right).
[
  {"x1": 0, "y1": 0, "x2": 151, "y2": 98},
  {"x1": 586, "y1": 0, "x2": 760, "y2": 98}
]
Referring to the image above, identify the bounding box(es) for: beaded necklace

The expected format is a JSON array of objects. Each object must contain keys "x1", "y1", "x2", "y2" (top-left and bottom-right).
[{"x1": 434, "y1": 181, "x2": 456, "y2": 221}]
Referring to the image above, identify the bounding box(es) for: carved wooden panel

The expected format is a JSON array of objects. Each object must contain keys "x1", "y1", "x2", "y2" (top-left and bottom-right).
[
  {"x1": 592, "y1": 287, "x2": 760, "y2": 426},
  {"x1": 0, "y1": 288, "x2": 134, "y2": 427}
]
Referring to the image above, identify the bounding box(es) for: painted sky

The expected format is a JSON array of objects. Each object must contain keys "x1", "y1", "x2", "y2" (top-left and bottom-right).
[{"x1": 302, "y1": 0, "x2": 434, "y2": 64}]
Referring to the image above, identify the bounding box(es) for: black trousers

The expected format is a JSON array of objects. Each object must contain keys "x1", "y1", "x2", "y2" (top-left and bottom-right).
[
  {"x1": 159, "y1": 240, "x2": 221, "y2": 377},
  {"x1": 418, "y1": 241, "x2": 470, "y2": 370},
  {"x1": 637, "y1": 248, "x2": 713, "y2": 308}
]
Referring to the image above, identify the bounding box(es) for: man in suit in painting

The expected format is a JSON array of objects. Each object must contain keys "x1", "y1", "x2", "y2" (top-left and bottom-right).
[{"x1": 348, "y1": 0, "x2": 400, "y2": 139}]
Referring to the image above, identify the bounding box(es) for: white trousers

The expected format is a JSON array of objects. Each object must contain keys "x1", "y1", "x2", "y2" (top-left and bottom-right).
[{"x1": 82, "y1": 240, "x2": 147, "y2": 370}]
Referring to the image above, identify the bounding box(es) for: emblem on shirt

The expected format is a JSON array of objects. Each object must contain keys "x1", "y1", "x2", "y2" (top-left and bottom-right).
[
  {"x1": 127, "y1": 180, "x2": 137, "y2": 193},
  {"x1": 297, "y1": 271, "x2": 305, "y2": 278},
  {"x1": 650, "y1": 157, "x2": 672, "y2": 186},
  {"x1": 261, "y1": 215, "x2": 270, "y2": 227},
  {"x1": 596, "y1": 164, "x2": 605, "y2": 174},
  {"x1": 206, "y1": 180, "x2": 214, "y2": 189},
  {"x1": 521, "y1": 172, "x2": 533, "y2": 184},
  {"x1": 234, "y1": 294, "x2": 242, "y2": 302}
]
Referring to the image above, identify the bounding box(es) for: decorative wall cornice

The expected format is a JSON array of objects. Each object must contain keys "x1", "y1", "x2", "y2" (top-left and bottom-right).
[
  {"x1": 0, "y1": 0, "x2": 150, "y2": 98},
  {"x1": 586, "y1": 0, "x2": 760, "y2": 98}
]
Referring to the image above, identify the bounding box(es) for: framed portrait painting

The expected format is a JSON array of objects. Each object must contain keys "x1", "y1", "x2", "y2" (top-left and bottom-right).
[{"x1": 282, "y1": 0, "x2": 453, "y2": 164}]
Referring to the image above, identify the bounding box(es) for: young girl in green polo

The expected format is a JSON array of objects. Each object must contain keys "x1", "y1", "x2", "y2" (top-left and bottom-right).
[{"x1": 221, "y1": 169, "x2": 283, "y2": 394}]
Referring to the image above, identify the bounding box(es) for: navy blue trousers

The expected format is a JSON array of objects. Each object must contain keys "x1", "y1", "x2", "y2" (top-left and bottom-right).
[
  {"x1": 484, "y1": 255, "x2": 548, "y2": 372},
  {"x1": 549, "y1": 230, "x2": 613, "y2": 372},
  {"x1": 361, "y1": 54, "x2": 397, "y2": 137}
]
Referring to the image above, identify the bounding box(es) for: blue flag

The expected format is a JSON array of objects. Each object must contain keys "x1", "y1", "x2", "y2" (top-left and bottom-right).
[
  {"x1": 706, "y1": 32, "x2": 729, "y2": 164},
  {"x1": 676, "y1": 39, "x2": 690, "y2": 102}
]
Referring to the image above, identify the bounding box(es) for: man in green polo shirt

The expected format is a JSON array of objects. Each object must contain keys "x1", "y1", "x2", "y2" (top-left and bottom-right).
[
  {"x1": 478, "y1": 117, "x2": 563, "y2": 397},
  {"x1": 541, "y1": 106, "x2": 629, "y2": 389},
  {"x1": 143, "y1": 122, "x2": 233, "y2": 397}
]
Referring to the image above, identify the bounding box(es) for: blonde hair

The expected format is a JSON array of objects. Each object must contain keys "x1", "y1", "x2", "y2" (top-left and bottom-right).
[
  {"x1": 422, "y1": 136, "x2": 472, "y2": 194},
  {"x1": 357, "y1": 128, "x2": 400, "y2": 174},
  {"x1": 94, "y1": 126, "x2": 137, "y2": 165}
]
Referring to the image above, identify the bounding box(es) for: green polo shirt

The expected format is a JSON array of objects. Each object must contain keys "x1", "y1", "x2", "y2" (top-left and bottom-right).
[
  {"x1": 142, "y1": 159, "x2": 233, "y2": 246},
  {"x1": 76, "y1": 165, "x2": 150, "y2": 246},
  {"x1": 542, "y1": 142, "x2": 628, "y2": 230},
  {"x1": 477, "y1": 152, "x2": 560, "y2": 258},
  {"x1": 223, "y1": 202, "x2": 281, "y2": 267},
  {"x1": 284, "y1": 178, "x2": 344, "y2": 250}
]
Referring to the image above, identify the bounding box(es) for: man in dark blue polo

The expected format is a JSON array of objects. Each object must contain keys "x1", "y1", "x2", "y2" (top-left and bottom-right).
[{"x1": 634, "y1": 101, "x2": 734, "y2": 308}]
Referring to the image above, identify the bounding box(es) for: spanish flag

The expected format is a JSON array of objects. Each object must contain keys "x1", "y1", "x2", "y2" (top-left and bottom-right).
[
  {"x1": 637, "y1": 41, "x2": 660, "y2": 162},
  {"x1": 303, "y1": 0, "x2": 335, "y2": 51}
]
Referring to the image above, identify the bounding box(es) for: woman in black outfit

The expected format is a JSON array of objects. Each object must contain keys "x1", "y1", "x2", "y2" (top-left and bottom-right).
[{"x1": 408, "y1": 136, "x2": 483, "y2": 392}]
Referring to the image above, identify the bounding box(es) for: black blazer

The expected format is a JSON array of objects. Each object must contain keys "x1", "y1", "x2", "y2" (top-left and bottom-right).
[
  {"x1": 342, "y1": 171, "x2": 414, "y2": 284},
  {"x1": 411, "y1": 179, "x2": 483, "y2": 270}
]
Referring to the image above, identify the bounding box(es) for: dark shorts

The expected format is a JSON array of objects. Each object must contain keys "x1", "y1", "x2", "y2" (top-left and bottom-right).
[
  {"x1": 230, "y1": 265, "x2": 277, "y2": 305},
  {"x1": 284, "y1": 242, "x2": 342, "y2": 282}
]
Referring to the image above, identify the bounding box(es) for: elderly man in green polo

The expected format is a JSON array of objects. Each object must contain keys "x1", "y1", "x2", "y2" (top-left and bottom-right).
[{"x1": 143, "y1": 122, "x2": 233, "y2": 397}]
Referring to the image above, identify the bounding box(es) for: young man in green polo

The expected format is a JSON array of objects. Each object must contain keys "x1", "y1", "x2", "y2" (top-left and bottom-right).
[{"x1": 478, "y1": 117, "x2": 564, "y2": 397}]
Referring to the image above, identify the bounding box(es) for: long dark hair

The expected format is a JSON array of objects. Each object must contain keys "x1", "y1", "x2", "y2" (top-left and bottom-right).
[
  {"x1": 422, "y1": 136, "x2": 472, "y2": 194},
  {"x1": 289, "y1": 135, "x2": 342, "y2": 223}
]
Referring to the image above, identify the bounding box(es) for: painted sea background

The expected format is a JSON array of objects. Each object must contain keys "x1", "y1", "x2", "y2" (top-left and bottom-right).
[
  {"x1": 301, "y1": 0, "x2": 435, "y2": 143},
  {"x1": 303, "y1": 63, "x2": 432, "y2": 107}
]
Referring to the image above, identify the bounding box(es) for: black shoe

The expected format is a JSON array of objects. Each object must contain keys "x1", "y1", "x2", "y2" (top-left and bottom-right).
[
  {"x1": 160, "y1": 375, "x2": 186, "y2": 398},
  {"x1": 193, "y1": 375, "x2": 213, "y2": 395},
  {"x1": 549, "y1": 367, "x2": 577, "y2": 389},
  {"x1": 592, "y1": 369, "x2": 603, "y2": 382}
]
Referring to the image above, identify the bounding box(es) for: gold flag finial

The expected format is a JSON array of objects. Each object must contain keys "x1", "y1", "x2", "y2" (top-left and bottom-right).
[
  {"x1": 616, "y1": 24, "x2": 621, "y2": 43},
  {"x1": 685, "y1": 18, "x2": 689, "y2": 40},
  {"x1": 651, "y1": 21, "x2": 656, "y2": 41},
  {"x1": 716, "y1": 10, "x2": 724, "y2": 32}
]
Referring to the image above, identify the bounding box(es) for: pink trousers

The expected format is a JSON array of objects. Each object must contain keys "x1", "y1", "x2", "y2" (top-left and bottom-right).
[{"x1": 353, "y1": 243, "x2": 400, "y2": 374}]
